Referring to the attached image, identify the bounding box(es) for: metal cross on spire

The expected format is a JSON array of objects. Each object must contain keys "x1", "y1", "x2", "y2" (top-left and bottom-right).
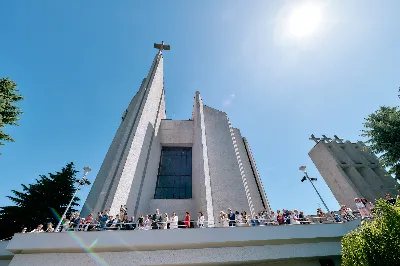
[
  {"x1": 321, "y1": 135, "x2": 332, "y2": 143},
  {"x1": 154, "y1": 41, "x2": 171, "y2": 55},
  {"x1": 309, "y1": 134, "x2": 320, "y2": 143},
  {"x1": 333, "y1": 135, "x2": 344, "y2": 143}
]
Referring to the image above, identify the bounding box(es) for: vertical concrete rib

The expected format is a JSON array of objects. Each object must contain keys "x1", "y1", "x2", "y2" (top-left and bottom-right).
[
  {"x1": 197, "y1": 92, "x2": 215, "y2": 227},
  {"x1": 104, "y1": 53, "x2": 162, "y2": 214},
  {"x1": 133, "y1": 89, "x2": 165, "y2": 217},
  {"x1": 243, "y1": 137, "x2": 272, "y2": 214},
  {"x1": 227, "y1": 118, "x2": 255, "y2": 217}
]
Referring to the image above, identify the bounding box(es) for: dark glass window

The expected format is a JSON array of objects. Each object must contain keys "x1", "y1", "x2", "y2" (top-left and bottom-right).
[{"x1": 154, "y1": 147, "x2": 192, "y2": 199}]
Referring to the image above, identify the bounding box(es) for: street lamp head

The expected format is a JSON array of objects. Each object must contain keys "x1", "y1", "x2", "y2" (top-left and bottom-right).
[
  {"x1": 299, "y1": 165, "x2": 307, "y2": 173},
  {"x1": 83, "y1": 167, "x2": 92, "y2": 174}
]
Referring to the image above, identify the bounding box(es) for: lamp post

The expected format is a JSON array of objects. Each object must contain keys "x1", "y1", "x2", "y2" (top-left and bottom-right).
[
  {"x1": 55, "y1": 166, "x2": 92, "y2": 232},
  {"x1": 299, "y1": 166, "x2": 335, "y2": 221}
]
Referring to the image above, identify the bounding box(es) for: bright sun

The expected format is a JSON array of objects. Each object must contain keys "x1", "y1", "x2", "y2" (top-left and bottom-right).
[{"x1": 288, "y1": 3, "x2": 322, "y2": 38}]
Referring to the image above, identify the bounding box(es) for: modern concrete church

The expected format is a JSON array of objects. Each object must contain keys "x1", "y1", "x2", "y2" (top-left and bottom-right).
[
  {"x1": 1, "y1": 43, "x2": 363, "y2": 266},
  {"x1": 81, "y1": 42, "x2": 271, "y2": 224}
]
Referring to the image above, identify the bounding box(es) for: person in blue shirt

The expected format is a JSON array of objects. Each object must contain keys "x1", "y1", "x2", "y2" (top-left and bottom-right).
[
  {"x1": 227, "y1": 208, "x2": 235, "y2": 227},
  {"x1": 283, "y1": 210, "x2": 290, "y2": 224},
  {"x1": 331, "y1": 211, "x2": 341, "y2": 222},
  {"x1": 98, "y1": 210, "x2": 109, "y2": 230}
]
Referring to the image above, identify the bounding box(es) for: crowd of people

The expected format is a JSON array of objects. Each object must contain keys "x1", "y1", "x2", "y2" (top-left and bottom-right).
[{"x1": 20, "y1": 194, "x2": 397, "y2": 234}]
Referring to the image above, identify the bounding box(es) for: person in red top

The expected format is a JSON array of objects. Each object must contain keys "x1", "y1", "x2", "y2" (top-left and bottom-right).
[
  {"x1": 276, "y1": 210, "x2": 284, "y2": 225},
  {"x1": 84, "y1": 213, "x2": 93, "y2": 231},
  {"x1": 184, "y1": 211, "x2": 191, "y2": 228}
]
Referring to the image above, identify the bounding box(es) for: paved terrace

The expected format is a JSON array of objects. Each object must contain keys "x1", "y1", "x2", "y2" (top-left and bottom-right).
[{"x1": 1, "y1": 219, "x2": 360, "y2": 266}]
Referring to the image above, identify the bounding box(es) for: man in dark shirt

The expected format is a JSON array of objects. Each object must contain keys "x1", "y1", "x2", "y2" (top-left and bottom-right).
[
  {"x1": 385, "y1": 194, "x2": 397, "y2": 205},
  {"x1": 98, "y1": 210, "x2": 109, "y2": 230},
  {"x1": 227, "y1": 208, "x2": 236, "y2": 227},
  {"x1": 152, "y1": 208, "x2": 162, "y2": 229},
  {"x1": 283, "y1": 210, "x2": 290, "y2": 224}
]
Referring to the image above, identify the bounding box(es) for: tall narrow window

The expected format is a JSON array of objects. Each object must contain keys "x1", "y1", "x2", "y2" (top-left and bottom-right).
[{"x1": 154, "y1": 147, "x2": 192, "y2": 199}]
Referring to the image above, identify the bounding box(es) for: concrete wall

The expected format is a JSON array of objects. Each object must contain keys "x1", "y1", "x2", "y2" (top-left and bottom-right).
[
  {"x1": 203, "y1": 106, "x2": 249, "y2": 223},
  {"x1": 82, "y1": 77, "x2": 147, "y2": 217},
  {"x1": 159, "y1": 120, "x2": 193, "y2": 146},
  {"x1": 309, "y1": 140, "x2": 399, "y2": 209},
  {"x1": 105, "y1": 55, "x2": 165, "y2": 216},
  {"x1": 5, "y1": 220, "x2": 360, "y2": 266},
  {"x1": 243, "y1": 137, "x2": 272, "y2": 214},
  {"x1": 191, "y1": 92, "x2": 214, "y2": 226},
  {"x1": 82, "y1": 53, "x2": 165, "y2": 217},
  {"x1": 309, "y1": 141, "x2": 361, "y2": 209},
  {"x1": 233, "y1": 129, "x2": 265, "y2": 215},
  {"x1": 129, "y1": 89, "x2": 166, "y2": 218},
  {"x1": 7, "y1": 245, "x2": 341, "y2": 266}
]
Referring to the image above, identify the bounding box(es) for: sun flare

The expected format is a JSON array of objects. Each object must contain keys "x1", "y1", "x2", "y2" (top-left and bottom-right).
[{"x1": 288, "y1": 3, "x2": 322, "y2": 38}]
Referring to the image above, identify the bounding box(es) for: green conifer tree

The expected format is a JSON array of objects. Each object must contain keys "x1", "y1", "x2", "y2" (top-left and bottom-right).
[{"x1": 0, "y1": 162, "x2": 79, "y2": 239}]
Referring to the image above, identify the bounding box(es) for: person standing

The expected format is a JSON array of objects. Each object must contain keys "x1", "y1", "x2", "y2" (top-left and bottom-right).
[
  {"x1": 137, "y1": 213, "x2": 144, "y2": 229},
  {"x1": 184, "y1": 211, "x2": 191, "y2": 228},
  {"x1": 120, "y1": 205, "x2": 127, "y2": 218},
  {"x1": 197, "y1": 212, "x2": 205, "y2": 228},
  {"x1": 31, "y1": 224, "x2": 44, "y2": 233},
  {"x1": 276, "y1": 210, "x2": 284, "y2": 225},
  {"x1": 170, "y1": 212, "x2": 178, "y2": 229},
  {"x1": 355, "y1": 198, "x2": 370, "y2": 219},
  {"x1": 362, "y1": 198, "x2": 375, "y2": 216},
  {"x1": 385, "y1": 194, "x2": 396, "y2": 205},
  {"x1": 227, "y1": 208, "x2": 235, "y2": 227},
  {"x1": 161, "y1": 213, "x2": 169, "y2": 229},
  {"x1": 98, "y1": 210, "x2": 109, "y2": 230},
  {"x1": 152, "y1": 209, "x2": 162, "y2": 229},
  {"x1": 144, "y1": 215, "x2": 152, "y2": 230}
]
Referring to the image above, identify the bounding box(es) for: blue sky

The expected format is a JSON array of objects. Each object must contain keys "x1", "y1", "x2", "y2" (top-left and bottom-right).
[{"x1": 0, "y1": 1, "x2": 399, "y2": 215}]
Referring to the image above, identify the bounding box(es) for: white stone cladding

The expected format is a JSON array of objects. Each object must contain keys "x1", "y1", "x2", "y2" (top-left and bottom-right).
[
  {"x1": 233, "y1": 128, "x2": 266, "y2": 215},
  {"x1": 203, "y1": 106, "x2": 250, "y2": 223},
  {"x1": 82, "y1": 53, "x2": 165, "y2": 217},
  {"x1": 107, "y1": 55, "x2": 165, "y2": 216},
  {"x1": 82, "y1": 53, "x2": 271, "y2": 225},
  {"x1": 309, "y1": 140, "x2": 399, "y2": 209},
  {"x1": 229, "y1": 125, "x2": 255, "y2": 217},
  {"x1": 82, "y1": 77, "x2": 147, "y2": 217},
  {"x1": 128, "y1": 89, "x2": 166, "y2": 218},
  {"x1": 192, "y1": 92, "x2": 215, "y2": 227}
]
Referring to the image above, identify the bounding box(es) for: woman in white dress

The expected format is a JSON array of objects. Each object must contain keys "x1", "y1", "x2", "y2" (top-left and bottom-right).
[
  {"x1": 222, "y1": 213, "x2": 229, "y2": 227},
  {"x1": 170, "y1": 212, "x2": 178, "y2": 229},
  {"x1": 289, "y1": 211, "x2": 300, "y2": 224},
  {"x1": 162, "y1": 213, "x2": 169, "y2": 229},
  {"x1": 197, "y1": 211, "x2": 205, "y2": 228},
  {"x1": 219, "y1": 211, "x2": 229, "y2": 227},
  {"x1": 144, "y1": 215, "x2": 151, "y2": 230}
]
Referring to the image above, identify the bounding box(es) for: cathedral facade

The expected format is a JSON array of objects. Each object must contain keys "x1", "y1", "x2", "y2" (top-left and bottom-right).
[{"x1": 81, "y1": 48, "x2": 271, "y2": 225}]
